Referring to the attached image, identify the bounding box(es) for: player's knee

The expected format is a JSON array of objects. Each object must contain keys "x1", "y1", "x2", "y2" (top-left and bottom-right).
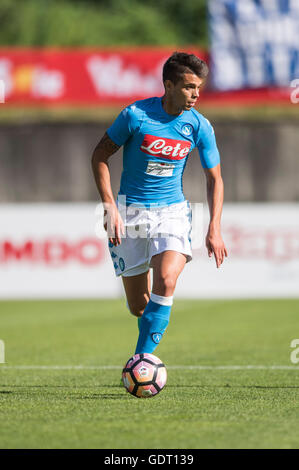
[{"x1": 155, "y1": 273, "x2": 176, "y2": 295}]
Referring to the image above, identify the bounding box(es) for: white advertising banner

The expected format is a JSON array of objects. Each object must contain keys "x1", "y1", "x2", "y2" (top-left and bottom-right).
[
  {"x1": 178, "y1": 203, "x2": 299, "y2": 298},
  {"x1": 0, "y1": 204, "x2": 120, "y2": 299},
  {"x1": 0, "y1": 203, "x2": 298, "y2": 299}
]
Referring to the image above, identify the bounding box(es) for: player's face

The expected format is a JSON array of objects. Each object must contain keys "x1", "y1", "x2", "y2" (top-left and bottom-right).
[{"x1": 165, "y1": 73, "x2": 204, "y2": 113}]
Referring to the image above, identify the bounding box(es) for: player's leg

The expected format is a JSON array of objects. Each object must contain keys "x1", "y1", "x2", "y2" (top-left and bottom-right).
[
  {"x1": 151, "y1": 250, "x2": 187, "y2": 296},
  {"x1": 122, "y1": 270, "x2": 151, "y2": 318},
  {"x1": 108, "y1": 220, "x2": 150, "y2": 325},
  {"x1": 135, "y1": 250, "x2": 187, "y2": 354}
]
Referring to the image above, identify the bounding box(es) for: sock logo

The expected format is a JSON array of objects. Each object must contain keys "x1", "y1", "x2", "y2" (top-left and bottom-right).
[{"x1": 151, "y1": 332, "x2": 162, "y2": 344}]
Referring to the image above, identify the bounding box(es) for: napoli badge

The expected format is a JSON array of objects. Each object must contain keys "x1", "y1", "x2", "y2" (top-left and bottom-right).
[
  {"x1": 119, "y1": 257, "x2": 125, "y2": 271},
  {"x1": 181, "y1": 124, "x2": 193, "y2": 136}
]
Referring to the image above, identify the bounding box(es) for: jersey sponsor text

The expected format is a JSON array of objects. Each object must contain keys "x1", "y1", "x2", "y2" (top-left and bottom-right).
[{"x1": 140, "y1": 134, "x2": 191, "y2": 160}]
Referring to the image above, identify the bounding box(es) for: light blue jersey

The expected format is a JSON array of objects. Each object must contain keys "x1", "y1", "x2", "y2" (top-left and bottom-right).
[{"x1": 107, "y1": 96, "x2": 220, "y2": 207}]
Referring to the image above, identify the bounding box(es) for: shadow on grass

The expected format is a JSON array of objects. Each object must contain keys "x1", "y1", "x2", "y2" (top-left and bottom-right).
[
  {"x1": 73, "y1": 394, "x2": 130, "y2": 400},
  {"x1": 0, "y1": 388, "x2": 129, "y2": 400},
  {"x1": 2, "y1": 385, "x2": 299, "y2": 392}
]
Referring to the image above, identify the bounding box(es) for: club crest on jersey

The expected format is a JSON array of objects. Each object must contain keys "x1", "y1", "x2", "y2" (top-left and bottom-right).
[
  {"x1": 181, "y1": 124, "x2": 193, "y2": 136},
  {"x1": 140, "y1": 134, "x2": 191, "y2": 160}
]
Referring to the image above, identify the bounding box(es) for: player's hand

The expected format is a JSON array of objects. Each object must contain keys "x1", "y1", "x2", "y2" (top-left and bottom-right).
[
  {"x1": 205, "y1": 227, "x2": 228, "y2": 268},
  {"x1": 103, "y1": 203, "x2": 125, "y2": 246}
]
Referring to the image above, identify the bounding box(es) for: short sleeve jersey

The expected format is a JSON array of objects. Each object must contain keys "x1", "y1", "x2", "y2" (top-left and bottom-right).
[{"x1": 107, "y1": 96, "x2": 220, "y2": 207}]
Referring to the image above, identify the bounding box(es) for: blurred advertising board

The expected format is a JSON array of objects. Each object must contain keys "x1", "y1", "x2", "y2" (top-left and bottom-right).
[
  {"x1": 0, "y1": 47, "x2": 293, "y2": 106},
  {"x1": 0, "y1": 204, "x2": 120, "y2": 299},
  {"x1": 0, "y1": 203, "x2": 298, "y2": 299},
  {"x1": 209, "y1": 0, "x2": 299, "y2": 91},
  {"x1": 0, "y1": 48, "x2": 206, "y2": 106}
]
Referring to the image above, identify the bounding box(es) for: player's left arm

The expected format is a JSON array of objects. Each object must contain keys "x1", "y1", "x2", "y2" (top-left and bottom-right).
[{"x1": 204, "y1": 163, "x2": 228, "y2": 268}]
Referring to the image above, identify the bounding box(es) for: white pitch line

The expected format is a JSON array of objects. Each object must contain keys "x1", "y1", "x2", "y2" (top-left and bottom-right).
[{"x1": 0, "y1": 365, "x2": 299, "y2": 370}]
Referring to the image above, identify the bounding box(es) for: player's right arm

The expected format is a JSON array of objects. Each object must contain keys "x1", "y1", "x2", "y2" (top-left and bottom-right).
[
  {"x1": 92, "y1": 105, "x2": 138, "y2": 245},
  {"x1": 91, "y1": 132, "x2": 124, "y2": 246}
]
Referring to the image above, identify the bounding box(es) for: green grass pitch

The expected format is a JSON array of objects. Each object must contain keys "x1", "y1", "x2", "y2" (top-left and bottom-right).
[{"x1": 1, "y1": 298, "x2": 299, "y2": 449}]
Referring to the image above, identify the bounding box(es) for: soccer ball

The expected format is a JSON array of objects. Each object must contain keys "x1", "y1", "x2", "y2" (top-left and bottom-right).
[{"x1": 122, "y1": 353, "x2": 167, "y2": 398}]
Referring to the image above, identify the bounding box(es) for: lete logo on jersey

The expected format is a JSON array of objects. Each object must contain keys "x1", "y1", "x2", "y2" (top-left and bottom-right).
[{"x1": 140, "y1": 134, "x2": 191, "y2": 160}]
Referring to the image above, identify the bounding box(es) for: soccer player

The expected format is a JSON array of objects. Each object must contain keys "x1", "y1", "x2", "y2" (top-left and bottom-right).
[{"x1": 91, "y1": 52, "x2": 227, "y2": 355}]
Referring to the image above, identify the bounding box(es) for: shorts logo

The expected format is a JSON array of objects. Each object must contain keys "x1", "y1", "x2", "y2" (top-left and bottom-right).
[
  {"x1": 119, "y1": 257, "x2": 125, "y2": 271},
  {"x1": 140, "y1": 134, "x2": 191, "y2": 160},
  {"x1": 181, "y1": 124, "x2": 193, "y2": 136},
  {"x1": 151, "y1": 332, "x2": 162, "y2": 344}
]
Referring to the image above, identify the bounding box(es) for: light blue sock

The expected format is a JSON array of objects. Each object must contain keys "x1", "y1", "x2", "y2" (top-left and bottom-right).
[{"x1": 135, "y1": 293, "x2": 173, "y2": 354}]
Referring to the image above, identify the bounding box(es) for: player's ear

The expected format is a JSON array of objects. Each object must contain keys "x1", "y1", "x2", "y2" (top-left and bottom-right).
[{"x1": 164, "y1": 79, "x2": 174, "y2": 94}]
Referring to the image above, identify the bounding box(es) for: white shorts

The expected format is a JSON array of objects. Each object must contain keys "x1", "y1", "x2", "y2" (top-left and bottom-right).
[{"x1": 108, "y1": 200, "x2": 192, "y2": 277}]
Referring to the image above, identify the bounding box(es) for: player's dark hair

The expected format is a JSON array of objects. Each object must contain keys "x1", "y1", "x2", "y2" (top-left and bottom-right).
[{"x1": 162, "y1": 52, "x2": 209, "y2": 85}]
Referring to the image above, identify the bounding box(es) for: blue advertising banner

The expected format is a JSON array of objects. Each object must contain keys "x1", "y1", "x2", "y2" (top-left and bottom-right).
[{"x1": 209, "y1": 0, "x2": 299, "y2": 90}]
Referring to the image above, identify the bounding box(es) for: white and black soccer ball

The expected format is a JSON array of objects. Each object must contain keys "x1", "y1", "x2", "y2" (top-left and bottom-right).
[{"x1": 122, "y1": 353, "x2": 167, "y2": 398}]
